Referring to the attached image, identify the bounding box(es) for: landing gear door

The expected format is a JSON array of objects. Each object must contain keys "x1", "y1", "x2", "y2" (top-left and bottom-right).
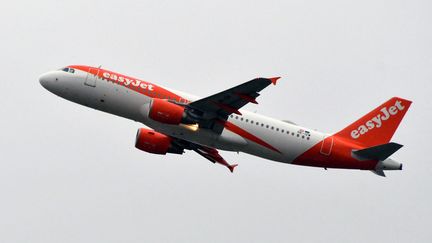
[
  {"x1": 85, "y1": 68, "x2": 99, "y2": 87},
  {"x1": 320, "y1": 136, "x2": 333, "y2": 156}
]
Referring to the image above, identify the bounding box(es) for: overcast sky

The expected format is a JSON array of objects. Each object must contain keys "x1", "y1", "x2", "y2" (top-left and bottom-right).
[{"x1": 1, "y1": 0, "x2": 431, "y2": 242}]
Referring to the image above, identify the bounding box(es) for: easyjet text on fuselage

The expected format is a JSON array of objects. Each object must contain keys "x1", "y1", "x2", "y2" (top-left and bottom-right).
[{"x1": 102, "y1": 72, "x2": 154, "y2": 91}]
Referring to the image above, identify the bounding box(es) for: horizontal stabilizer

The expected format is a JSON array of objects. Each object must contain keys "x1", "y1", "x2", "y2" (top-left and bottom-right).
[
  {"x1": 353, "y1": 142, "x2": 403, "y2": 161},
  {"x1": 371, "y1": 169, "x2": 386, "y2": 177}
]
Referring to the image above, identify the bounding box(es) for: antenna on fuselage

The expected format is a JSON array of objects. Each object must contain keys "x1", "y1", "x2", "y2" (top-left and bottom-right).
[{"x1": 98, "y1": 65, "x2": 102, "y2": 69}]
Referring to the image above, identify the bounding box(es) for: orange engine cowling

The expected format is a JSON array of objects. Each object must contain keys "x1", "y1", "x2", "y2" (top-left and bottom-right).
[
  {"x1": 148, "y1": 99, "x2": 186, "y2": 125},
  {"x1": 135, "y1": 128, "x2": 184, "y2": 155}
]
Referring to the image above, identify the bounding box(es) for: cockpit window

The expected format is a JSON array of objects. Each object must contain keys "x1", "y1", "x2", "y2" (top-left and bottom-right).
[{"x1": 60, "y1": 67, "x2": 75, "y2": 73}]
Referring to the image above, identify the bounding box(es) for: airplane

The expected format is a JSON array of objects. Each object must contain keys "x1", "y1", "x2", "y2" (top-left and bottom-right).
[{"x1": 39, "y1": 65, "x2": 412, "y2": 176}]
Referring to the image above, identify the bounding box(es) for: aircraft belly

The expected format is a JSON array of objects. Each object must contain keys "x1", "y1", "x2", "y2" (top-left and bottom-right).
[{"x1": 69, "y1": 76, "x2": 150, "y2": 122}]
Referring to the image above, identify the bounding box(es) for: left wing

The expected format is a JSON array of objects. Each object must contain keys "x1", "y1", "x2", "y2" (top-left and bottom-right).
[
  {"x1": 173, "y1": 138, "x2": 238, "y2": 172},
  {"x1": 184, "y1": 77, "x2": 280, "y2": 133},
  {"x1": 193, "y1": 146, "x2": 238, "y2": 173}
]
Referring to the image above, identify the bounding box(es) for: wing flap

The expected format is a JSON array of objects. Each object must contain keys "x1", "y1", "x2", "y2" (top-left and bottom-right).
[{"x1": 185, "y1": 77, "x2": 279, "y2": 133}]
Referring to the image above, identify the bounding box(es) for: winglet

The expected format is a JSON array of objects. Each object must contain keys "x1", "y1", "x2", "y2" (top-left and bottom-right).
[
  {"x1": 269, "y1": 77, "x2": 280, "y2": 85},
  {"x1": 228, "y1": 164, "x2": 238, "y2": 173}
]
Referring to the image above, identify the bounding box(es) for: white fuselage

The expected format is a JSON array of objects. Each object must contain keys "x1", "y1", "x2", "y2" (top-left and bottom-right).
[{"x1": 40, "y1": 68, "x2": 325, "y2": 164}]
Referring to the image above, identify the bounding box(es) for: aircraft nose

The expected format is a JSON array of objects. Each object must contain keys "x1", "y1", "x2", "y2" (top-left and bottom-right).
[
  {"x1": 39, "y1": 73, "x2": 48, "y2": 88},
  {"x1": 39, "y1": 72, "x2": 56, "y2": 91}
]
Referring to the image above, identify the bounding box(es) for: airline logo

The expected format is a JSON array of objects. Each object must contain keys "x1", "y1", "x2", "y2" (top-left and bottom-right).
[
  {"x1": 351, "y1": 100, "x2": 405, "y2": 139},
  {"x1": 102, "y1": 72, "x2": 154, "y2": 91}
]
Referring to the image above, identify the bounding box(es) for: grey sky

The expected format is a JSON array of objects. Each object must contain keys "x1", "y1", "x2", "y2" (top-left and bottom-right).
[{"x1": 1, "y1": 0, "x2": 431, "y2": 242}]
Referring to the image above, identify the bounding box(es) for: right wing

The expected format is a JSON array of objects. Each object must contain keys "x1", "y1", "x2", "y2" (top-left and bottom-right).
[{"x1": 184, "y1": 77, "x2": 280, "y2": 133}]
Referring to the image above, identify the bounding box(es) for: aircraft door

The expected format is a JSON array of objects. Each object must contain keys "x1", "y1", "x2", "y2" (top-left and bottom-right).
[
  {"x1": 85, "y1": 68, "x2": 99, "y2": 87},
  {"x1": 320, "y1": 136, "x2": 333, "y2": 156}
]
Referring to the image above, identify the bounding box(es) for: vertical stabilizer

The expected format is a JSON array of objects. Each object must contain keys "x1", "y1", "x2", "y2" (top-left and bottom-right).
[{"x1": 335, "y1": 97, "x2": 412, "y2": 147}]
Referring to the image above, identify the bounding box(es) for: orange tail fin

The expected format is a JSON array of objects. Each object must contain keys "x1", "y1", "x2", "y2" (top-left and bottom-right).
[{"x1": 335, "y1": 97, "x2": 412, "y2": 147}]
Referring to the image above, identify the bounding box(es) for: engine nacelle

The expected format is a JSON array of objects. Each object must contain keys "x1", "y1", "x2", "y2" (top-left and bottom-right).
[
  {"x1": 135, "y1": 128, "x2": 184, "y2": 155},
  {"x1": 148, "y1": 99, "x2": 187, "y2": 125}
]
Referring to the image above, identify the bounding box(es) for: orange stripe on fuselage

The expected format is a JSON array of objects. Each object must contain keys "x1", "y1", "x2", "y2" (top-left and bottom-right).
[
  {"x1": 222, "y1": 121, "x2": 281, "y2": 153},
  {"x1": 69, "y1": 65, "x2": 189, "y2": 104},
  {"x1": 293, "y1": 135, "x2": 378, "y2": 170}
]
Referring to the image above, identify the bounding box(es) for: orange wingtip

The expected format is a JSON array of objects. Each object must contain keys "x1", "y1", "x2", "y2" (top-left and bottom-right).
[
  {"x1": 269, "y1": 77, "x2": 281, "y2": 85},
  {"x1": 228, "y1": 164, "x2": 238, "y2": 173}
]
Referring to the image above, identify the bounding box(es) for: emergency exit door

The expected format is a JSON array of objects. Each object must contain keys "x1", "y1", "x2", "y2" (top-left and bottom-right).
[{"x1": 85, "y1": 68, "x2": 98, "y2": 87}]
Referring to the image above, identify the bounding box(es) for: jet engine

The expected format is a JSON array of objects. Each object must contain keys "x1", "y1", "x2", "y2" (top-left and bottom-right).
[
  {"x1": 135, "y1": 128, "x2": 184, "y2": 155},
  {"x1": 148, "y1": 98, "x2": 192, "y2": 125}
]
